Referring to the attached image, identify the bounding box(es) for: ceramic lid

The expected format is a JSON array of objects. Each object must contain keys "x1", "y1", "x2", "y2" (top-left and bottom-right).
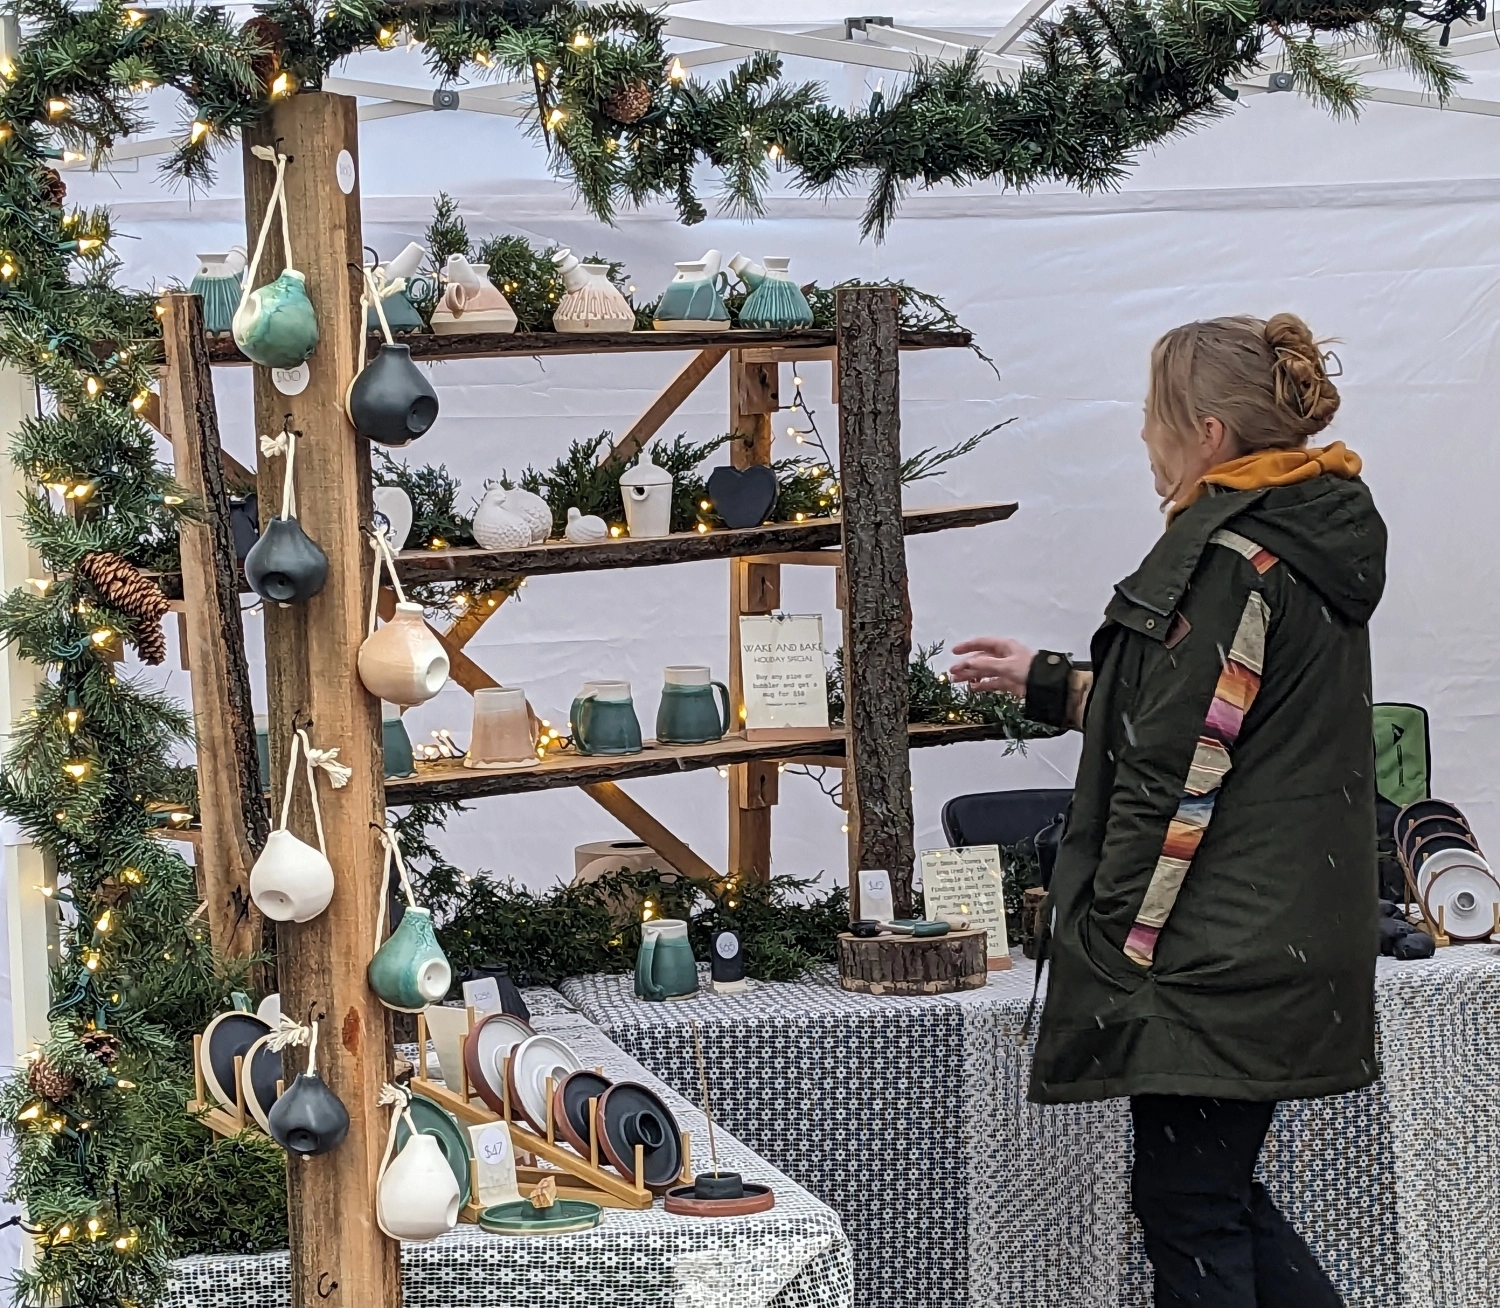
[{"x1": 619, "y1": 451, "x2": 671, "y2": 486}]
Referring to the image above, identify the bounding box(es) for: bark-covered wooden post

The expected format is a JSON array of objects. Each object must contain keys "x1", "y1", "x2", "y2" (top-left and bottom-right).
[
  {"x1": 837, "y1": 287, "x2": 916, "y2": 918},
  {"x1": 243, "y1": 93, "x2": 400, "y2": 1308},
  {"x1": 160, "y1": 292, "x2": 270, "y2": 963}
]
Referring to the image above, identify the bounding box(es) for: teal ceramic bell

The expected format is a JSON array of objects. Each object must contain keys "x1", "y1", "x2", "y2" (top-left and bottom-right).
[
  {"x1": 368, "y1": 906, "x2": 452, "y2": 1013},
  {"x1": 233, "y1": 269, "x2": 320, "y2": 369},
  {"x1": 653, "y1": 250, "x2": 730, "y2": 332},
  {"x1": 738, "y1": 257, "x2": 813, "y2": 329},
  {"x1": 190, "y1": 249, "x2": 246, "y2": 335}
]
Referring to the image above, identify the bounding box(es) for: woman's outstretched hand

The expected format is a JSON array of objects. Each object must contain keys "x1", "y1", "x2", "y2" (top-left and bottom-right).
[{"x1": 949, "y1": 637, "x2": 1036, "y2": 698}]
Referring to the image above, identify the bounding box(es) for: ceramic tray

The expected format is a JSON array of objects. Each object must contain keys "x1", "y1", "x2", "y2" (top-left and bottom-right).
[
  {"x1": 479, "y1": 1198, "x2": 603, "y2": 1236},
  {"x1": 663, "y1": 1180, "x2": 776, "y2": 1217}
]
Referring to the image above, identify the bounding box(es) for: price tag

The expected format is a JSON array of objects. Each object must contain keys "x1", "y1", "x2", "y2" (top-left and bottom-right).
[
  {"x1": 462, "y1": 977, "x2": 502, "y2": 1016},
  {"x1": 271, "y1": 362, "x2": 309, "y2": 396},
  {"x1": 335, "y1": 149, "x2": 356, "y2": 195},
  {"x1": 476, "y1": 1125, "x2": 510, "y2": 1166},
  {"x1": 469, "y1": 1122, "x2": 519, "y2": 1205},
  {"x1": 857, "y1": 869, "x2": 894, "y2": 924}
]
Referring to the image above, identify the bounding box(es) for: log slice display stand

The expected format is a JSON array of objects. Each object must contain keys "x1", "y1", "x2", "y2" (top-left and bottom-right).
[{"x1": 836, "y1": 929, "x2": 989, "y2": 996}]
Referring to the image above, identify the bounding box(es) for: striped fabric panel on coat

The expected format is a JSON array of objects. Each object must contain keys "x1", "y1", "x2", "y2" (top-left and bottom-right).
[{"x1": 1123, "y1": 532, "x2": 1277, "y2": 968}]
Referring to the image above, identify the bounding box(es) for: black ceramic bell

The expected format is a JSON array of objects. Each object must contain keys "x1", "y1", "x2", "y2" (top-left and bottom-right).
[
  {"x1": 244, "y1": 516, "x2": 329, "y2": 605},
  {"x1": 347, "y1": 343, "x2": 439, "y2": 447},
  {"x1": 267, "y1": 1071, "x2": 349, "y2": 1156}
]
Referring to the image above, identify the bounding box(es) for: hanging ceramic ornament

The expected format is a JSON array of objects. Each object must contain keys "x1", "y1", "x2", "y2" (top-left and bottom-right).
[
  {"x1": 737, "y1": 257, "x2": 813, "y2": 330},
  {"x1": 552, "y1": 249, "x2": 636, "y2": 334},
  {"x1": 347, "y1": 264, "x2": 439, "y2": 447},
  {"x1": 190, "y1": 246, "x2": 247, "y2": 335},
  {"x1": 376, "y1": 1086, "x2": 460, "y2": 1240},
  {"x1": 565, "y1": 507, "x2": 608, "y2": 544},
  {"x1": 471, "y1": 485, "x2": 532, "y2": 551},
  {"x1": 620, "y1": 450, "x2": 674, "y2": 538},
  {"x1": 232, "y1": 146, "x2": 320, "y2": 369},
  {"x1": 267, "y1": 1017, "x2": 350, "y2": 1157},
  {"x1": 496, "y1": 486, "x2": 553, "y2": 543},
  {"x1": 430, "y1": 254, "x2": 518, "y2": 335},
  {"x1": 249, "y1": 728, "x2": 346, "y2": 923},
  {"x1": 368, "y1": 827, "x2": 452, "y2": 1012},
  {"x1": 364, "y1": 242, "x2": 428, "y2": 335},
  {"x1": 653, "y1": 250, "x2": 730, "y2": 332},
  {"x1": 358, "y1": 530, "x2": 449, "y2": 707},
  {"x1": 244, "y1": 425, "x2": 328, "y2": 605},
  {"x1": 372, "y1": 484, "x2": 414, "y2": 551}
]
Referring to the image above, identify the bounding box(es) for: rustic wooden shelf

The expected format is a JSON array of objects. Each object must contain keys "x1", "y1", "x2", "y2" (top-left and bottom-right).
[
  {"x1": 395, "y1": 502, "x2": 1016, "y2": 585},
  {"x1": 203, "y1": 327, "x2": 972, "y2": 366},
  {"x1": 384, "y1": 720, "x2": 1019, "y2": 804}
]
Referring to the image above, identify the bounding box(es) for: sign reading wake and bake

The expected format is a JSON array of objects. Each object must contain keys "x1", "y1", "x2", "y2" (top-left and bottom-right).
[
  {"x1": 920, "y1": 845, "x2": 1011, "y2": 968},
  {"x1": 738, "y1": 613, "x2": 830, "y2": 741}
]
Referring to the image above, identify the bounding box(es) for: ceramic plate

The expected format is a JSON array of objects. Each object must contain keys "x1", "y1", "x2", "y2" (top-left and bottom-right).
[
  {"x1": 1425, "y1": 862, "x2": 1500, "y2": 942},
  {"x1": 1416, "y1": 845, "x2": 1491, "y2": 898},
  {"x1": 1401, "y1": 816, "x2": 1473, "y2": 864},
  {"x1": 239, "y1": 1032, "x2": 283, "y2": 1132},
  {"x1": 1396, "y1": 799, "x2": 1470, "y2": 858},
  {"x1": 554, "y1": 1069, "x2": 611, "y2": 1156},
  {"x1": 479, "y1": 1198, "x2": 602, "y2": 1236},
  {"x1": 395, "y1": 1092, "x2": 472, "y2": 1208},
  {"x1": 200, "y1": 1011, "x2": 272, "y2": 1113},
  {"x1": 256, "y1": 992, "x2": 281, "y2": 1027},
  {"x1": 463, "y1": 1012, "x2": 534, "y2": 1115},
  {"x1": 596, "y1": 1081, "x2": 684, "y2": 1193},
  {"x1": 506, "y1": 1034, "x2": 581, "y2": 1134}
]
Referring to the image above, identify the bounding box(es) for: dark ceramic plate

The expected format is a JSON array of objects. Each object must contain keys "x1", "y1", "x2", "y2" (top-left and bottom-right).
[
  {"x1": 240, "y1": 1033, "x2": 283, "y2": 1131},
  {"x1": 554, "y1": 1069, "x2": 612, "y2": 1156},
  {"x1": 1395, "y1": 800, "x2": 1470, "y2": 857},
  {"x1": 596, "y1": 1081, "x2": 683, "y2": 1193},
  {"x1": 200, "y1": 1011, "x2": 271, "y2": 1113}
]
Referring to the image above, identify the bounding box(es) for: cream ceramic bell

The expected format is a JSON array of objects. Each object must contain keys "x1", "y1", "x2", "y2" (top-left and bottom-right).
[
  {"x1": 619, "y1": 450, "x2": 674, "y2": 538},
  {"x1": 431, "y1": 255, "x2": 518, "y2": 335},
  {"x1": 565, "y1": 507, "x2": 609, "y2": 544},
  {"x1": 471, "y1": 485, "x2": 532, "y2": 551},
  {"x1": 358, "y1": 603, "x2": 450, "y2": 707},
  {"x1": 378, "y1": 1113, "x2": 460, "y2": 1240},
  {"x1": 250, "y1": 828, "x2": 335, "y2": 923},
  {"x1": 551, "y1": 249, "x2": 636, "y2": 334},
  {"x1": 498, "y1": 487, "x2": 553, "y2": 543}
]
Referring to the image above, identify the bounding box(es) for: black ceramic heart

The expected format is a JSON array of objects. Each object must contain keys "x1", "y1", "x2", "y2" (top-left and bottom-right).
[
  {"x1": 267, "y1": 1072, "x2": 349, "y2": 1156},
  {"x1": 707, "y1": 465, "x2": 777, "y2": 530},
  {"x1": 230, "y1": 493, "x2": 260, "y2": 563},
  {"x1": 347, "y1": 344, "x2": 439, "y2": 447},
  {"x1": 244, "y1": 516, "x2": 329, "y2": 605}
]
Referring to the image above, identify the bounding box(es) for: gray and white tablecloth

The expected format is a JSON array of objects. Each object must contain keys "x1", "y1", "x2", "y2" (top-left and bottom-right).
[
  {"x1": 164, "y1": 1011, "x2": 852, "y2": 1308},
  {"x1": 561, "y1": 947, "x2": 1500, "y2": 1308}
]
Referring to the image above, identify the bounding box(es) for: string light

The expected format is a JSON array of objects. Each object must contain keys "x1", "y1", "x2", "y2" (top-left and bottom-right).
[
  {"x1": 546, "y1": 107, "x2": 566, "y2": 128},
  {"x1": 64, "y1": 760, "x2": 89, "y2": 780},
  {"x1": 429, "y1": 537, "x2": 447, "y2": 549},
  {"x1": 609, "y1": 525, "x2": 623, "y2": 538},
  {"x1": 0, "y1": 259, "x2": 16, "y2": 280},
  {"x1": 699, "y1": 499, "x2": 711, "y2": 510},
  {"x1": 767, "y1": 143, "x2": 783, "y2": 161},
  {"x1": 83, "y1": 951, "x2": 100, "y2": 970},
  {"x1": 0, "y1": 57, "x2": 14, "y2": 80},
  {"x1": 189, "y1": 120, "x2": 211, "y2": 144},
  {"x1": 125, "y1": 8, "x2": 146, "y2": 23},
  {"x1": 668, "y1": 56, "x2": 686, "y2": 82},
  {"x1": 95, "y1": 910, "x2": 112, "y2": 933},
  {"x1": 90, "y1": 628, "x2": 113, "y2": 646},
  {"x1": 17, "y1": 1104, "x2": 41, "y2": 1122},
  {"x1": 86, "y1": 1218, "x2": 102, "y2": 1238},
  {"x1": 376, "y1": 26, "x2": 395, "y2": 46},
  {"x1": 25, "y1": 578, "x2": 50, "y2": 594},
  {"x1": 162, "y1": 493, "x2": 184, "y2": 506},
  {"x1": 271, "y1": 70, "x2": 293, "y2": 97},
  {"x1": 121, "y1": 866, "x2": 142, "y2": 884},
  {"x1": 46, "y1": 98, "x2": 69, "y2": 117},
  {"x1": 65, "y1": 707, "x2": 80, "y2": 732},
  {"x1": 696, "y1": 522, "x2": 709, "y2": 534},
  {"x1": 84, "y1": 376, "x2": 101, "y2": 397},
  {"x1": 130, "y1": 390, "x2": 150, "y2": 410},
  {"x1": 169, "y1": 810, "x2": 191, "y2": 824},
  {"x1": 571, "y1": 30, "x2": 591, "y2": 47}
]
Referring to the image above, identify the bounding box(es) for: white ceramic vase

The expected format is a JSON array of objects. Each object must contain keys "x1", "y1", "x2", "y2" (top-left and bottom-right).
[
  {"x1": 377, "y1": 1130, "x2": 460, "y2": 1241},
  {"x1": 471, "y1": 485, "x2": 533, "y2": 550},
  {"x1": 358, "y1": 602, "x2": 450, "y2": 706},
  {"x1": 250, "y1": 828, "x2": 335, "y2": 923},
  {"x1": 552, "y1": 249, "x2": 636, "y2": 334},
  {"x1": 619, "y1": 450, "x2": 674, "y2": 538},
  {"x1": 498, "y1": 487, "x2": 553, "y2": 543}
]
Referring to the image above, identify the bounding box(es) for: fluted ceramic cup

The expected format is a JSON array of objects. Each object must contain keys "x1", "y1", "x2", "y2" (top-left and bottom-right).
[{"x1": 465, "y1": 687, "x2": 538, "y2": 769}]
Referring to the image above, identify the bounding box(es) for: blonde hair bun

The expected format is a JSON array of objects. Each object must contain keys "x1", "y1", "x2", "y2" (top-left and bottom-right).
[{"x1": 1263, "y1": 312, "x2": 1340, "y2": 435}]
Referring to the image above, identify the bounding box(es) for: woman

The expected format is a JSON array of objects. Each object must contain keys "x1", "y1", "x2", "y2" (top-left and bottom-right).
[{"x1": 951, "y1": 313, "x2": 1385, "y2": 1308}]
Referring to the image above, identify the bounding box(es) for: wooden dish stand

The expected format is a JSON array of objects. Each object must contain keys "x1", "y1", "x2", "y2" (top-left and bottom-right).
[
  {"x1": 186, "y1": 1032, "x2": 282, "y2": 1138},
  {"x1": 410, "y1": 1010, "x2": 689, "y2": 1219}
]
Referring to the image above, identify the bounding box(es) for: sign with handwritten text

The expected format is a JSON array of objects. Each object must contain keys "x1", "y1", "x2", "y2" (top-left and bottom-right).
[
  {"x1": 739, "y1": 614, "x2": 829, "y2": 736},
  {"x1": 920, "y1": 845, "x2": 1009, "y2": 962}
]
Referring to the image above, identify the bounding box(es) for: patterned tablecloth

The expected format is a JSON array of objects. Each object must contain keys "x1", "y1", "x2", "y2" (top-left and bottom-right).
[
  {"x1": 163, "y1": 1010, "x2": 853, "y2": 1308},
  {"x1": 560, "y1": 946, "x2": 1500, "y2": 1308}
]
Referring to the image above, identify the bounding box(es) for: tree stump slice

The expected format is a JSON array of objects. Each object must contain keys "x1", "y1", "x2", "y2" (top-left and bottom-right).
[{"x1": 836, "y1": 929, "x2": 988, "y2": 995}]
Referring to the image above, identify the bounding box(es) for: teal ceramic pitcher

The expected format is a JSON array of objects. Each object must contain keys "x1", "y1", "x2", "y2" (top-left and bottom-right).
[
  {"x1": 656, "y1": 665, "x2": 731, "y2": 744},
  {"x1": 635, "y1": 919, "x2": 699, "y2": 1001},
  {"x1": 653, "y1": 250, "x2": 730, "y2": 332},
  {"x1": 190, "y1": 249, "x2": 246, "y2": 335},
  {"x1": 571, "y1": 681, "x2": 643, "y2": 755},
  {"x1": 738, "y1": 257, "x2": 813, "y2": 330}
]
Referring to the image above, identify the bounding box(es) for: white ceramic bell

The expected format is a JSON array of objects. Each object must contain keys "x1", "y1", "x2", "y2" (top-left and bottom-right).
[
  {"x1": 471, "y1": 485, "x2": 533, "y2": 551},
  {"x1": 619, "y1": 450, "x2": 674, "y2": 538},
  {"x1": 358, "y1": 603, "x2": 450, "y2": 706},
  {"x1": 498, "y1": 487, "x2": 553, "y2": 543},
  {"x1": 377, "y1": 1129, "x2": 460, "y2": 1241},
  {"x1": 250, "y1": 828, "x2": 335, "y2": 923},
  {"x1": 372, "y1": 485, "x2": 414, "y2": 551},
  {"x1": 565, "y1": 507, "x2": 609, "y2": 544}
]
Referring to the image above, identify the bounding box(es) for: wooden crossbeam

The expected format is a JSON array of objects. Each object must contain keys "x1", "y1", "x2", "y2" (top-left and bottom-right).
[{"x1": 608, "y1": 347, "x2": 728, "y2": 466}]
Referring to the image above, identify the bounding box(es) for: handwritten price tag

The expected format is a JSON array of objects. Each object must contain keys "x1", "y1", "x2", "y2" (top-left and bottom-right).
[{"x1": 476, "y1": 1126, "x2": 510, "y2": 1166}]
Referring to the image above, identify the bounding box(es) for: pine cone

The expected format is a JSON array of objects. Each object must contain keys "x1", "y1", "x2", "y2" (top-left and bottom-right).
[
  {"x1": 241, "y1": 14, "x2": 286, "y2": 87},
  {"x1": 28, "y1": 1053, "x2": 76, "y2": 1102},
  {"x1": 38, "y1": 167, "x2": 66, "y2": 210},
  {"x1": 79, "y1": 1029, "x2": 121, "y2": 1067},
  {"x1": 603, "y1": 80, "x2": 653, "y2": 125},
  {"x1": 75, "y1": 551, "x2": 171, "y2": 665}
]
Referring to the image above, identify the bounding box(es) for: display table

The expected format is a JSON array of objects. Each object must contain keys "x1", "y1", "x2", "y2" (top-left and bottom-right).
[
  {"x1": 561, "y1": 945, "x2": 1500, "y2": 1308},
  {"x1": 163, "y1": 1014, "x2": 852, "y2": 1308}
]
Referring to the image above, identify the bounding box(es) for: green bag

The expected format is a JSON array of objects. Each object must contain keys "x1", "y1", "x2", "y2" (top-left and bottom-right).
[{"x1": 1372, "y1": 703, "x2": 1431, "y2": 808}]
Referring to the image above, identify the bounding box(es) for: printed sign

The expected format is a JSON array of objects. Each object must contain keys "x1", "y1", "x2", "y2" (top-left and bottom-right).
[
  {"x1": 738, "y1": 613, "x2": 829, "y2": 739},
  {"x1": 920, "y1": 845, "x2": 1010, "y2": 964},
  {"x1": 469, "y1": 1123, "x2": 519, "y2": 1206}
]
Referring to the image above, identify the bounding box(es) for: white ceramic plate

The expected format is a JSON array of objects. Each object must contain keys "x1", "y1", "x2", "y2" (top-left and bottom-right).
[
  {"x1": 1426, "y1": 862, "x2": 1500, "y2": 942},
  {"x1": 508, "y1": 1034, "x2": 581, "y2": 1133},
  {"x1": 1417, "y1": 846, "x2": 1491, "y2": 898},
  {"x1": 463, "y1": 1012, "x2": 534, "y2": 1114}
]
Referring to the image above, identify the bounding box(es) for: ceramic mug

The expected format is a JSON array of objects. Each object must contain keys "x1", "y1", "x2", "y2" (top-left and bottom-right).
[
  {"x1": 656, "y1": 666, "x2": 731, "y2": 744},
  {"x1": 250, "y1": 828, "x2": 335, "y2": 923},
  {"x1": 465, "y1": 687, "x2": 538, "y2": 769},
  {"x1": 571, "y1": 681, "x2": 643, "y2": 755},
  {"x1": 368, "y1": 906, "x2": 452, "y2": 1013},
  {"x1": 635, "y1": 918, "x2": 699, "y2": 1001},
  {"x1": 378, "y1": 1129, "x2": 460, "y2": 1240}
]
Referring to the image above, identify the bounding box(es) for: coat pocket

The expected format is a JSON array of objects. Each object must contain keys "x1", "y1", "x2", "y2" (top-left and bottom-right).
[{"x1": 1077, "y1": 906, "x2": 1152, "y2": 993}]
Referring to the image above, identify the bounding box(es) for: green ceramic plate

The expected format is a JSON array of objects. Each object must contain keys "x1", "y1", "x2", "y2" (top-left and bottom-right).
[
  {"x1": 479, "y1": 1199, "x2": 603, "y2": 1236},
  {"x1": 395, "y1": 1092, "x2": 471, "y2": 1209}
]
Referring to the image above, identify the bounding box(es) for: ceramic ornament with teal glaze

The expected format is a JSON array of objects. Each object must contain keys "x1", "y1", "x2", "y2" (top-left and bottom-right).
[
  {"x1": 736, "y1": 256, "x2": 813, "y2": 330},
  {"x1": 190, "y1": 247, "x2": 247, "y2": 335},
  {"x1": 367, "y1": 828, "x2": 453, "y2": 1013},
  {"x1": 233, "y1": 145, "x2": 320, "y2": 370},
  {"x1": 364, "y1": 241, "x2": 429, "y2": 335}
]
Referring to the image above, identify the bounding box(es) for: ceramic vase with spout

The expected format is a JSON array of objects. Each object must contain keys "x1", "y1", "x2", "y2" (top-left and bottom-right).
[
  {"x1": 368, "y1": 907, "x2": 452, "y2": 1013},
  {"x1": 365, "y1": 242, "x2": 428, "y2": 334},
  {"x1": 190, "y1": 248, "x2": 247, "y2": 335},
  {"x1": 431, "y1": 255, "x2": 518, "y2": 335},
  {"x1": 471, "y1": 485, "x2": 533, "y2": 551},
  {"x1": 653, "y1": 250, "x2": 730, "y2": 332},
  {"x1": 738, "y1": 257, "x2": 813, "y2": 329},
  {"x1": 250, "y1": 828, "x2": 335, "y2": 923},
  {"x1": 346, "y1": 343, "x2": 439, "y2": 447},
  {"x1": 244, "y1": 517, "x2": 329, "y2": 605},
  {"x1": 552, "y1": 249, "x2": 636, "y2": 333},
  {"x1": 358, "y1": 602, "x2": 450, "y2": 706},
  {"x1": 233, "y1": 269, "x2": 320, "y2": 370},
  {"x1": 619, "y1": 450, "x2": 674, "y2": 538},
  {"x1": 378, "y1": 1118, "x2": 460, "y2": 1240},
  {"x1": 728, "y1": 253, "x2": 766, "y2": 292}
]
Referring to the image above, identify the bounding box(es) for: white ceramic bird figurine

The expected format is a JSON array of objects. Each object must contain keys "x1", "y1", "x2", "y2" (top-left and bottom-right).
[{"x1": 564, "y1": 507, "x2": 609, "y2": 544}]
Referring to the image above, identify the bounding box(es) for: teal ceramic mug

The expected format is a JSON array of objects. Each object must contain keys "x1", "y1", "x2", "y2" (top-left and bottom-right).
[
  {"x1": 656, "y1": 665, "x2": 731, "y2": 744},
  {"x1": 570, "y1": 681, "x2": 643, "y2": 755},
  {"x1": 635, "y1": 918, "x2": 699, "y2": 1001},
  {"x1": 368, "y1": 906, "x2": 452, "y2": 1013}
]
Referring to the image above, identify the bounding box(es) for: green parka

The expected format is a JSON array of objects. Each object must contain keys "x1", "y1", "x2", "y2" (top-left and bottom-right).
[{"x1": 1026, "y1": 475, "x2": 1387, "y2": 1105}]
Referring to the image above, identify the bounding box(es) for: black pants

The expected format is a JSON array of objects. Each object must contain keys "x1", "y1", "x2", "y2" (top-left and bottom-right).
[{"x1": 1131, "y1": 1096, "x2": 1345, "y2": 1308}]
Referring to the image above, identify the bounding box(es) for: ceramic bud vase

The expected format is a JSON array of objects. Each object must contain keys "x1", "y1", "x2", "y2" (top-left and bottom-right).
[
  {"x1": 346, "y1": 344, "x2": 439, "y2": 447},
  {"x1": 738, "y1": 257, "x2": 813, "y2": 329},
  {"x1": 728, "y1": 253, "x2": 766, "y2": 291},
  {"x1": 619, "y1": 450, "x2": 674, "y2": 538},
  {"x1": 244, "y1": 517, "x2": 329, "y2": 605},
  {"x1": 268, "y1": 1023, "x2": 349, "y2": 1157},
  {"x1": 431, "y1": 255, "x2": 518, "y2": 335},
  {"x1": 250, "y1": 828, "x2": 335, "y2": 923},
  {"x1": 233, "y1": 269, "x2": 320, "y2": 369},
  {"x1": 368, "y1": 907, "x2": 452, "y2": 1012},
  {"x1": 471, "y1": 485, "x2": 533, "y2": 551},
  {"x1": 190, "y1": 247, "x2": 247, "y2": 335},
  {"x1": 358, "y1": 602, "x2": 450, "y2": 706},
  {"x1": 653, "y1": 250, "x2": 730, "y2": 332},
  {"x1": 552, "y1": 249, "x2": 636, "y2": 334},
  {"x1": 378, "y1": 1115, "x2": 460, "y2": 1240}
]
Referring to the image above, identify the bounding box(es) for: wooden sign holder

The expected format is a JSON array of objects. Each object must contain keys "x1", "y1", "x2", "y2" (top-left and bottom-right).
[{"x1": 186, "y1": 1032, "x2": 283, "y2": 1139}]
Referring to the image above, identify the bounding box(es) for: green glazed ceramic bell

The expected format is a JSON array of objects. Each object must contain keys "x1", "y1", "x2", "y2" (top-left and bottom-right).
[
  {"x1": 233, "y1": 269, "x2": 320, "y2": 370},
  {"x1": 368, "y1": 906, "x2": 452, "y2": 1012}
]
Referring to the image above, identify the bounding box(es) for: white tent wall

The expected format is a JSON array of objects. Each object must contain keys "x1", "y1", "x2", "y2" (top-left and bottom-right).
[{"x1": 46, "y1": 47, "x2": 1500, "y2": 896}]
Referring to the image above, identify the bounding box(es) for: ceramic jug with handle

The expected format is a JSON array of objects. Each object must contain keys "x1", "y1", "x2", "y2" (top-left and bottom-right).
[
  {"x1": 635, "y1": 918, "x2": 699, "y2": 1001},
  {"x1": 191, "y1": 247, "x2": 247, "y2": 335},
  {"x1": 728, "y1": 253, "x2": 766, "y2": 291},
  {"x1": 656, "y1": 665, "x2": 731, "y2": 744},
  {"x1": 653, "y1": 250, "x2": 730, "y2": 331},
  {"x1": 571, "y1": 681, "x2": 643, "y2": 755},
  {"x1": 738, "y1": 256, "x2": 814, "y2": 329},
  {"x1": 431, "y1": 256, "x2": 518, "y2": 335}
]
